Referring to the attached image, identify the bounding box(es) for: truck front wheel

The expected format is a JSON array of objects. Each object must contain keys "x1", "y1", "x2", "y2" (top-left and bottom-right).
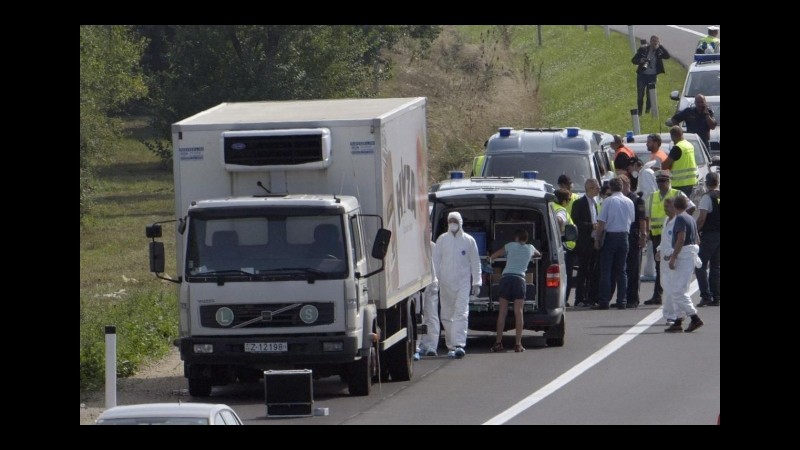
[{"x1": 347, "y1": 346, "x2": 376, "y2": 396}]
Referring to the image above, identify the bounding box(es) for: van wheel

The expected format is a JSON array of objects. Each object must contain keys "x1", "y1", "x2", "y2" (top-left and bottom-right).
[{"x1": 545, "y1": 316, "x2": 565, "y2": 347}]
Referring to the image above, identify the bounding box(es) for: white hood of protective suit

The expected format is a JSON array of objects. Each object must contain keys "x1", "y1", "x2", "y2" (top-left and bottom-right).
[
  {"x1": 434, "y1": 211, "x2": 481, "y2": 288},
  {"x1": 448, "y1": 211, "x2": 464, "y2": 230}
]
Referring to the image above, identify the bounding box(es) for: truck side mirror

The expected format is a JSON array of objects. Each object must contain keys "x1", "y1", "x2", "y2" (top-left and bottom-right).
[
  {"x1": 371, "y1": 228, "x2": 391, "y2": 259},
  {"x1": 146, "y1": 223, "x2": 162, "y2": 238},
  {"x1": 149, "y1": 241, "x2": 166, "y2": 273},
  {"x1": 564, "y1": 224, "x2": 578, "y2": 242}
]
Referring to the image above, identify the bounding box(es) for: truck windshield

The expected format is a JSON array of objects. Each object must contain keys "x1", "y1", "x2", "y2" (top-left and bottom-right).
[
  {"x1": 185, "y1": 213, "x2": 347, "y2": 280},
  {"x1": 484, "y1": 153, "x2": 594, "y2": 193}
]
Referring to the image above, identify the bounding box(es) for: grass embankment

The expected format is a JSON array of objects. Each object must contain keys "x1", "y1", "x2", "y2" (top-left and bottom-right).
[
  {"x1": 80, "y1": 118, "x2": 177, "y2": 392},
  {"x1": 386, "y1": 25, "x2": 686, "y2": 181}
]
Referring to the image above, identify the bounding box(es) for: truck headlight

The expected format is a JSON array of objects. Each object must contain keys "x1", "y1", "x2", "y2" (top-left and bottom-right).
[
  {"x1": 322, "y1": 342, "x2": 344, "y2": 352},
  {"x1": 193, "y1": 344, "x2": 214, "y2": 353}
]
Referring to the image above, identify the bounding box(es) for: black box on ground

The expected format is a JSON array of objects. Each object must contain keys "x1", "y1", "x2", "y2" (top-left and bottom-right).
[{"x1": 264, "y1": 369, "x2": 313, "y2": 417}]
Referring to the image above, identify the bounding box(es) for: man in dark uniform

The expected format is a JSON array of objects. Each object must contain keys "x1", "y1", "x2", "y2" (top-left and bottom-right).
[
  {"x1": 620, "y1": 173, "x2": 646, "y2": 308},
  {"x1": 695, "y1": 172, "x2": 720, "y2": 307},
  {"x1": 666, "y1": 94, "x2": 717, "y2": 151}
]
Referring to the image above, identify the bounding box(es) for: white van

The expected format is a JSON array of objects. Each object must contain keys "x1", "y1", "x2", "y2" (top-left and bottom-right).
[{"x1": 479, "y1": 127, "x2": 614, "y2": 193}]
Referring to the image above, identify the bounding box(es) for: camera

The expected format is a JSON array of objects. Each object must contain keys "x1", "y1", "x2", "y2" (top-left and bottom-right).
[{"x1": 642, "y1": 61, "x2": 649, "y2": 70}]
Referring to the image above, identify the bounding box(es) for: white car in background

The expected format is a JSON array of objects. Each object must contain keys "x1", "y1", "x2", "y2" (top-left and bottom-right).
[
  {"x1": 95, "y1": 402, "x2": 243, "y2": 425},
  {"x1": 670, "y1": 54, "x2": 719, "y2": 155}
]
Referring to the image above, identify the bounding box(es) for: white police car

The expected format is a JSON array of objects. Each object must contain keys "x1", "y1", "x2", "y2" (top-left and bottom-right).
[{"x1": 670, "y1": 54, "x2": 720, "y2": 154}]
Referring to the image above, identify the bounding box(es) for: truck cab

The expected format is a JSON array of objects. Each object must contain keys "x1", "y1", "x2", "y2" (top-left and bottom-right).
[{"x1": 428, "y1": 173, "x2": 577, "y2": 346}]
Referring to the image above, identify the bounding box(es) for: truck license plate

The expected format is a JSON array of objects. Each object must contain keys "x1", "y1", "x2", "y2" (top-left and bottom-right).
[{"x1": 244, "y1": 342, "x2": 287, "y2": 353}]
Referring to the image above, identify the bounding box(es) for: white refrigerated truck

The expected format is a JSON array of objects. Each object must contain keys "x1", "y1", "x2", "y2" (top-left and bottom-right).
[{"x1": 146, "y1": 97, "x2": 432, "y2": 396}]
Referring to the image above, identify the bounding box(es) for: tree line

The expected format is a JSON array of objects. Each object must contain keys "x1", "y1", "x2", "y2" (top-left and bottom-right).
[{"x1": 80, "y1": 25, "x2": 441, "y2": 221}]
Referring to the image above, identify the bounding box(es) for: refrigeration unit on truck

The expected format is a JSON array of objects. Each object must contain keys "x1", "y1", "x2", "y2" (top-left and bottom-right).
[{"x1": 146, "y1": 98, "x2": 432, "y2": 396}]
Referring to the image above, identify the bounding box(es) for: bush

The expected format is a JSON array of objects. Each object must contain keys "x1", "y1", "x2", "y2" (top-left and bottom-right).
[{"x1": 79, "y1": 290, "x2": 177, "y2": 392}]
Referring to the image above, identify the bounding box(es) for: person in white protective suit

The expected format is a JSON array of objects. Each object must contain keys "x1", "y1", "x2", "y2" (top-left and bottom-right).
[
  {"x1": 418, "y1": 241, "x2": 440, "y2": 357},
  {"x1": 656, "y1": 196, "x2": 677, "y2": 326},
  {"x1": 432, "y1": 212, "x2": 481, "y2": 359},
  {"x1": 663, "y1": 195, "x2": 704, "y2": 333}
]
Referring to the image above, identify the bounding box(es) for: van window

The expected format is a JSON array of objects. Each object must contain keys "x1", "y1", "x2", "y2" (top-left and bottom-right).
[{"x1": 484, "y1": 153, "x2": 593, "y2": 192}]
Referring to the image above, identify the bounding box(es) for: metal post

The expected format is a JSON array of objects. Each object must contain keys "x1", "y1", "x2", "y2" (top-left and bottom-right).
[
  {"x1": 105, "y1": 325, "x2": 117, "y2": 409},
  {"x1": 537, "y1": 26, "x2": 542, "y2": 47},
  {"x1": 584, "y1": 25, "x2": 588, "y2": 32},
  {"x1": 604, "y1": 25, "x2": 610, "y2": 37},
  {"x1": 630, "y1": 109, "x2": 641, "y2": 135},
  {"x1": 628, "y1": 26, "x2": 636, "y2": 54},
  {"x1": 648, "y1": 82, "x2": 658, "y2": 119}
]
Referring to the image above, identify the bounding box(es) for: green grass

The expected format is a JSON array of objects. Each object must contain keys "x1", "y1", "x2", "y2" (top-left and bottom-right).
[
  {"x1": 80, "y1": 119, "x2": 177, "y2": 392},
  {"x1": 458, "y1": 25, "x2": 686, "y2": 135}
]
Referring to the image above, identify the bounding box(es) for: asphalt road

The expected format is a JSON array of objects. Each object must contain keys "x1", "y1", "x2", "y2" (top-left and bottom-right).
[
  {"x1": 203, "y1": 280, "x2": 720, "y2": 425},
  {"x1": 126, "y1": 26, "x2": 722, "y2": 425}
]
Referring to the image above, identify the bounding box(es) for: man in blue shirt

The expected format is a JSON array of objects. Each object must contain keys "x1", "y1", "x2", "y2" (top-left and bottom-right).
[{"x1": 593, "y1": 177, "x2": 635, "y2": 309}]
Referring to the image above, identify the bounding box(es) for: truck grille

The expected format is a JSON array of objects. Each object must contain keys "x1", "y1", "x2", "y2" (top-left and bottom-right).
[{"x1": 200, "y1": 302, "x2": 334, "y2": 328}]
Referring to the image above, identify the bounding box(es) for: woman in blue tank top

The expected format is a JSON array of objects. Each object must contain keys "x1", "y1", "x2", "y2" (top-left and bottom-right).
[{"x1": 488, "y1": 229, "x2": 541, "y2": 352}]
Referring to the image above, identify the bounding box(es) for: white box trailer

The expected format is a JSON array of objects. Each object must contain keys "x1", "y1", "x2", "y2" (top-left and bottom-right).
[{"x1": 147, "y1": 98, "x2": 432, "y2": 396}]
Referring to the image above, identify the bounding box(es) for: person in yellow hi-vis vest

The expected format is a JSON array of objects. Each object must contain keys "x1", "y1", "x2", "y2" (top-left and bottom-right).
[
  {"x1": 643, "y1": 170, "x2": 695, "y2": 305},
  {"x1": 557, "y1": 174, "x2": 581, "y2": 215},
  {"x1": 472, "y1": 155, "x2": 486, "y2": 177},
  {"x1": 662, "y1": 126, "x2": 698, "y2": 197},
  {"x1": 553, "y1": 189, "x2": 576, "y2": 306},
  {"x1": 696, "y1": 26, "x2": 719, "y2": 54}
]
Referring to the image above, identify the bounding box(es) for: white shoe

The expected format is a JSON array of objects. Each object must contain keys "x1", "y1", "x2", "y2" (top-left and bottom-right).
[
  {"x1": 447, "y1": 350, "x2": 456, "y2": 359},
  {"x1": 454, "y1": 347, "x2": 466, "y2": 359}
]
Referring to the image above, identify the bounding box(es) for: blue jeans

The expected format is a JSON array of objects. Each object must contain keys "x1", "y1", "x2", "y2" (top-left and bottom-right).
[
  {"x1": 599, "y1": 233, "x2": 629, "y2": 307},
  {"x1": 695, "y1": 231, "x2": 720, "y2": 301},
  {"x1": 626, "y1": 231, "x2": 642, "y2": 304}
]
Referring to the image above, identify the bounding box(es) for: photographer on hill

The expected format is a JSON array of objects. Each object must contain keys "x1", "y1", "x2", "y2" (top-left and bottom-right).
[{"x1": 631, "y1": 35, "x2": 671, "y2": 115}]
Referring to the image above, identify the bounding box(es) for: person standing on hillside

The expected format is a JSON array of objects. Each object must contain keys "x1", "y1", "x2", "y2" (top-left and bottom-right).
[{"x1": 631, "y1": 35, "x2": 671, "y2": 115}]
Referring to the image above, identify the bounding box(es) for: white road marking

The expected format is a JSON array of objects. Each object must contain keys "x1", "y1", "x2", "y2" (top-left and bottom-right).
[
  {"x1": 666, "y1": 25, "x2": 708, "y2": 38},
  {"x1": 484, "y1": 280, "x2": 699, "y2": 425}
]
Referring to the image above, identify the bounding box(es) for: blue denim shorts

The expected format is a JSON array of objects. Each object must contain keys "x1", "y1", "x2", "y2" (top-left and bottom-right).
[{"x1": 499, "y1": 275, "x2": 526, "y2": 300}]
